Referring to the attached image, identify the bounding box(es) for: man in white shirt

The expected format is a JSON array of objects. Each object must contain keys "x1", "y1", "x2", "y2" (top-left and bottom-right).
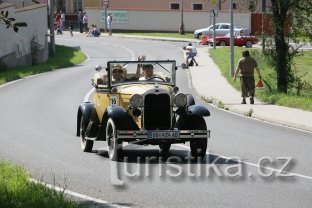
[
  {"x1": 183, "y1": 43, "x2": 199, "y2": 68},
  {"x1": 139, "y1": 64, "x2": 154, "y2": 80}
]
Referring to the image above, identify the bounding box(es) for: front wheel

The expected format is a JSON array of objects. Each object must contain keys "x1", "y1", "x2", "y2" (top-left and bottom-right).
[
  {"x1": 106, "y1": 118, "x2": 122, "y2": 161},
  {"x1": 80, "y1": 117, "x2": 94, "y2": 152},
  {"x1": 220, "y1": 41, "x2": 226, "y2": 46},
  {"x1": 159, "y1": 143, "x2": 171, "y2": 154},
  {"x1": 189, "y1": 117, "x2": 208, "y2": 159},
  {"x1": 246, "y1": 40, "x2": 253, "y2": 48}
]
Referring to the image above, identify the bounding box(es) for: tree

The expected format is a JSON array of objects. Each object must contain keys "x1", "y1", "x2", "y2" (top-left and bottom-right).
[
  {"x1": 264, "y1": 0, "x2": 312, "y2": 93},
  {"x1": 0, "y1": 10, "x2": 27, "y2": 32}
]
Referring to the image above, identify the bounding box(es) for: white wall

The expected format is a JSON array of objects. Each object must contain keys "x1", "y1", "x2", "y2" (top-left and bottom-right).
[
  {"x1": 0, "y1": 3, "x2": 48, "y2": 68},
  {"x1": 85, "y1": 9, "x2": 251, "y2": 33}
]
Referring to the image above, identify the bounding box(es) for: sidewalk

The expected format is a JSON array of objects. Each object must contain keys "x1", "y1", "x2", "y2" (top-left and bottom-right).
[
  {"x1": 69, "y1": 31, "x2": 312, "y2": 132},
  {"x1": 191, "y1": 47, "x2": 312, "y2": 132}
]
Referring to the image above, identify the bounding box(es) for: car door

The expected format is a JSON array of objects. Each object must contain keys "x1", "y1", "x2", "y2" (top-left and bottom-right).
[
  {"x1": 218, "y1": 24, "x2": 230, "y2": 36},
  {"x1": 207, "y1": 23, "x2": 220, "y2": 36}
]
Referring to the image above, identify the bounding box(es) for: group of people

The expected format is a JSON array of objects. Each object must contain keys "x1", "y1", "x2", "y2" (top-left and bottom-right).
[
  {"x1": 54, "y1": 11, "x2": 65, "y2": 35},
  {"x1": 87, "y1": 24, "x2": 100, "y2": 37}
]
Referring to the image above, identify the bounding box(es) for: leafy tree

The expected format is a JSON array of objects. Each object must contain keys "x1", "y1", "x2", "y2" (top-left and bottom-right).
[
  {"x1": 0, "y1": 10, "x2": 27, "y2": 32},
  {"x1": 264, "y1": 0, "x2": 312, "y2": 93}
]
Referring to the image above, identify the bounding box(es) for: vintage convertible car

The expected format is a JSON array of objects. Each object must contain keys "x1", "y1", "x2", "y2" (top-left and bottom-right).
[{"x1": 76, "y1": 60, "x2": 211, "y2": 161}]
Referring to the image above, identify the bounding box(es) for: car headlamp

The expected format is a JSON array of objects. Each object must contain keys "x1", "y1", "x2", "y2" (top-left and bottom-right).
[
  {"x1": 130, "y1": 94, "x2": 143, "y2": 108},
  {"x1": 174, "y1": 93, "x2": 187, "y2": 107}
]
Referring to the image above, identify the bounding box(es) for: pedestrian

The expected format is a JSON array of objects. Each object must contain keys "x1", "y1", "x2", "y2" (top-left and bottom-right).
[
  {"x1": 183, "y1": 43, "x2": 198, "y2": 68},
  {"x1": 83, "y1": 12, "x2": 88, "y2": 33},
  {"x1": 68, "y1": 22, "x2": 73, "y2": 36},
  {"x1": 233, "y1": 50, "x2": 262, "y2": 104},
  {"x1": 60, "y1": 10, "x2": 65, "y2": 30},
  {"x1": 78, "y1": 11, "x2": 83, "y2": 33},
  {"x1": 107, "y1": 13, "x2": 113, "y2": 36}
]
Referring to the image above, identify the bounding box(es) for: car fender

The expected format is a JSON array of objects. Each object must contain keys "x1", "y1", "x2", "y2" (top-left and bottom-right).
[
  {"x1": 76, "y1": 102, "x2": 94, "y2": 137},
  {"x1": 96, "y1": 106, "x2": 139, "y2": 141},
  {"x1": 176, "y1": 105, "x2": 210, "y2": 129},
  {"x1": 188, "y1": 105, "x2": 210, "y2": 117}
]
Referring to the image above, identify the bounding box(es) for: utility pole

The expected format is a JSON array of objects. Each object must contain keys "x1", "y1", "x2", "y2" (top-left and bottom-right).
[
  {"x1": 262, "y1": 0, "x2": 266, "y2": 51},
  {"x1": 230, "y1": 0, "x2": 234, "y2": 77},
  {"x1": 179, "y1": 0, "x2": 185, "y2": 34},
  {"x1": 212, "y1": 9, "x2": 216, "y2": 49},
  {"x1": 49, "y1": 0, "x2": 55, "y2": 55}
]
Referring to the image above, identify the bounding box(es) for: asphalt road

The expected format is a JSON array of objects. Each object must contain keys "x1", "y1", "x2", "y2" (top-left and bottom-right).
[{"x1": 0, "y1": 35, "x2": 311, "y2": 208}]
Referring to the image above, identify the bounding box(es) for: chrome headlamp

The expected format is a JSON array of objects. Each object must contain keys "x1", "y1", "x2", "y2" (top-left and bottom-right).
[
  {"x1": 174, "y1": 93, "x2": 187, "y2": 107},
  {"x1": 130, "y1": 94, "x2": 143, "y2": 108}
]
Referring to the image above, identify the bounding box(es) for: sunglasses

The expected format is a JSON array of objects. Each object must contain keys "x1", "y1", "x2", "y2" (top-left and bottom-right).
[{"x1": 113, "y1": 70, "x2": 123, "y2": 73}]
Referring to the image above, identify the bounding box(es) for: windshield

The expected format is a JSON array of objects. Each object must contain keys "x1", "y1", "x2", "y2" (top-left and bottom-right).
[{"x1": 107, "y1": 60, "x2": 176, "y2": 87}]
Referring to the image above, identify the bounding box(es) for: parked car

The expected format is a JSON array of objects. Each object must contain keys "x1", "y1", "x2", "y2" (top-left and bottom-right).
[
  {"x1": 193, "y1": 23, "x2": 249, "y2": 39},
  {"x1": 207, "y1": 32, "x2": 258, "y2": 48},
  {"x1": 76, "y1": 60, "x2": 211, "y2": 161}
]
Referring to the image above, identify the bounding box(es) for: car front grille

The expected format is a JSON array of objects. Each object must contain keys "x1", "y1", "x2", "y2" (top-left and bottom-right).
[{"x1": 143, "y1": 94, "x2": 171, "y2": 130}]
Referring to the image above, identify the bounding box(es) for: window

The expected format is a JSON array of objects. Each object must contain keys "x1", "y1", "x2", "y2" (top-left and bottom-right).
[
  {"x1": 220, "y1": 24, "x2": 230, "y2": 29},
  {"x1": 170, "y1": 3, "x2": 180, "y2": 10},
  {"x1": 73, "y1": 0, "x2": 83, "y2": 13},
  {"x1": 193, "y1": 3, "x2": 203, "y2": 10}
]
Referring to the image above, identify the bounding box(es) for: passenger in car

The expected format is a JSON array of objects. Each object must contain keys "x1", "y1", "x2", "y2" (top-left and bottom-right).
[{"x1": 139, "y1": 64, "x2": 154, "y2": 80}]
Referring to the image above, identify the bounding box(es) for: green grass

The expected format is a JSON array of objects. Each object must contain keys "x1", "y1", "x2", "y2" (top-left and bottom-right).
[
  {"x1": 0, "y1": 161, "x2": 81, "y2": 208},
  {"x1": 0, "y1": 45, "x2": 86, "y2": 84},
  {"x1": 209, "y1": 47, "x2": 312, "y2": 111},
  {"x1": 115, "y1": 32, "x2": 194, "y2": 39}
]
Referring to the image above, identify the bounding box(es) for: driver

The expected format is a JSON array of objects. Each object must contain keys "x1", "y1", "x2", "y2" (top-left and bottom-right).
[
  {"x1": 112, "y1": 64, "x2": 126, "y2": 83},
  {"x1": 139, "y1": 64, "x2": 154, "y2": 80}
]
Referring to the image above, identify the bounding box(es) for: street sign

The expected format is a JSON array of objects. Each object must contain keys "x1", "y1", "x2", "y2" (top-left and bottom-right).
[
  {"x1": 208, "y1": 0, "x2": 219, "y2": 9},
  {"x1": 210, "y1": 9, "x2": 218, "y2": 17},
  {"x1": 102, "y1": 0, "x2": 109, "y2": 6}
]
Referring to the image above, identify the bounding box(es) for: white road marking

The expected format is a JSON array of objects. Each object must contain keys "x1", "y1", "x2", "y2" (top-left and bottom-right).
[
  {"x1": 175, "y1": 144, "x2": 312, "y2": 181},
  {"x1": 29, "y1": 178, "x2": 130, "y2": 208},
  {"x1": 0, "y1": 80, "x2": 21, "y2": 88},
  {"x1": 84, "y1": 88, "x2": 95, "y2": 103}
]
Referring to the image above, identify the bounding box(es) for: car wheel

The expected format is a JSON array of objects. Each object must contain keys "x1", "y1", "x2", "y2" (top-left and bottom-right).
[
  {"x1": 106, "y1": 118, "x2": 122, "y2": 161},
  {"x1": 189, "y1": 117, "x2": 207, "y2": 159},
  {"x1": 220, "y1": 41, "x2": 226, "y2": 46},
  {"x1": 246, "y1": 40, "x2": 253, "y2": 48},
  {"x1": 197, "y1": 33, "x2": 202, "y2": 39},
  {"x1": 80, "y1": 117, "x2": 94, "y2": 152},
  {"x1": 159, "y1": 143, "x2": 171, "y2": 154}
]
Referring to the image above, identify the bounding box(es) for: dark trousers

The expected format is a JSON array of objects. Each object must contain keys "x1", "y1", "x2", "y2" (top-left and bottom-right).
[
  {"x1": 79, "y1": 21, "x2": 83, "y2": 33},
  {"x1": 240, "y1": 76, "x2": 255, "y2": 97}
]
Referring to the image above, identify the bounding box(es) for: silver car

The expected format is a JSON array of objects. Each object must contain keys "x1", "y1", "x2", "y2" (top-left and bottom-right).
[{"x1": 193, "y1": 23, "x2": 249, "y2": 39}]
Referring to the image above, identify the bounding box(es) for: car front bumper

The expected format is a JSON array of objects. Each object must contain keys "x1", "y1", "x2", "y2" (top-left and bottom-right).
[{"x1": 117, "y1": 130, "x2": 210, "y2": 145}]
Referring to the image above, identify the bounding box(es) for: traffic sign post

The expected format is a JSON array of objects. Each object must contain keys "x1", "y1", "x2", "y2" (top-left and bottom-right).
[
  {"x1": 102, "y1": 0, "x2": 109, "y2": 32},
  {"x1": 208, "y1": 0, "x2": 219, "y2": 50}
]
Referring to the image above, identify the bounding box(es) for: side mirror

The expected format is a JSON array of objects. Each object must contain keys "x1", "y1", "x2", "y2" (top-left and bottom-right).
[{"x1": 95, "y1": 65, "x2": 102, "y2": 71}]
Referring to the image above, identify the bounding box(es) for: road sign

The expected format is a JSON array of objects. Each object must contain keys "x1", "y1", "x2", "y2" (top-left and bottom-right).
[
  {"x1": 208, "y1": 0, "x2": 219, "y2": 9},
  {"x1": 102, "y1": 0, "x2": 109, "y2": 6}
]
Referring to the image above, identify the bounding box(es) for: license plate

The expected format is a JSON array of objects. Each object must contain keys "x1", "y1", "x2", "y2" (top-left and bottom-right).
[{"x1": 148, "y1": 131, "x2": 180, "y2": 139}]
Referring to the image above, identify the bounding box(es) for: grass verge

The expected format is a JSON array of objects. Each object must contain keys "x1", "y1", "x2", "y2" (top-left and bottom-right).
[
  {"x1": 0, "y1": 161, "x2": 80, "y2": 208},
  {"x1": 209, "y1": 47, "x2": 312, "y2": 111},
  {"x1": 0, "y1": 45, "x2": 86, "y2": 85}
]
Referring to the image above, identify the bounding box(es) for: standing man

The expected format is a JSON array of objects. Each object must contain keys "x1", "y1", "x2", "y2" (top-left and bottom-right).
[
  {"x1": 83, "y1": 12, "x2": 88, "y2": 33},
  {"x1": 60, "y1": 10, "x2": 65, "y2": 30},
  {"x1": 234, "y1": 50, "x2": 262, "y2": 104},
  {"x1": 78, "y1": 11, "x2": 83, "y2": 33},
  {"x1": 107, "y1": 13, "x2": 113, "y2": 36}
]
